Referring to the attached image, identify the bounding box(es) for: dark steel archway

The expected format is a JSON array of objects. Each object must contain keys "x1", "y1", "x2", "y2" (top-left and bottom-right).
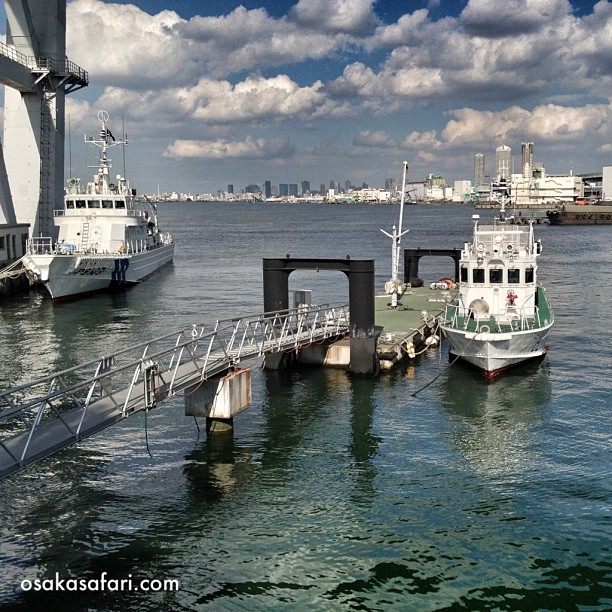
[
  {"x1": 403, "y1": 248, "x2": 462, "y2": 284},
  {"x1": 263, "y1": 257, "x2": 377, "y2": 376}
]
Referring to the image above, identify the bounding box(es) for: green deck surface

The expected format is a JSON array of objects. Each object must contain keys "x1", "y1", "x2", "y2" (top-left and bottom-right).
[{"x1": 375, "y1": 286, "x2": 456, "y2": 335}]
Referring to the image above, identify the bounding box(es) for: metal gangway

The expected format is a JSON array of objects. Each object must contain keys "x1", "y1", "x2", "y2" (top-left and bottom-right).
[{"x1": 0, "y1": 304, "x2": 349, "y2": 479}]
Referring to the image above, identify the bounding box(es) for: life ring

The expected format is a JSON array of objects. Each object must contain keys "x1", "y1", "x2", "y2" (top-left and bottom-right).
[{"x1": 479, "y1": 325, "x2": 490, "y2": 333}]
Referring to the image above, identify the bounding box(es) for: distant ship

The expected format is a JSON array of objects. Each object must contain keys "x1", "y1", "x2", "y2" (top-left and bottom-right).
[
  {"x1": 22, "y1": 111, "x2": 174, "y2": 302},
  {"x1": 546, "y1": 201, "x2": 612, "y2": 225},
  {"x1": 440, "y1": 199, "x2": 554, "y2": 377}
]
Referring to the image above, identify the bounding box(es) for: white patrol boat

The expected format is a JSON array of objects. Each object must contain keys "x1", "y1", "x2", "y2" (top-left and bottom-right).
[
  {"x1": 440, "y1": 200, "x2": 554, "y2": 378},
  {"x1": 23, "y1": 111, "x2": 174, "y2": 302}
]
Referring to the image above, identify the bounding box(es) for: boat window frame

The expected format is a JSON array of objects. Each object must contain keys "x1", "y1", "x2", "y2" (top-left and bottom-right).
[
  {"x1": 65, "y1": 201, "x2": 75, "y2": 209},
  {"x1": 460, "y1": 266, "x2": 468, "y2": 283},
  {"x1": 508, "y1": 268, "x2": 520, "y2": 283},
  {"x1": 473, "y1": 268, "x2": 485, "y2": 283},
  {"x1": 102, "y1": 200, "x2": 114, "y2": 209},
  {"x1": 88, "y1": 200, "x2": 101, "y2": 209},
  {"x1": 489, "y1": 268, "x2": 503, "y2": 283},
  {"x1": 75, "y1": 200, "x2": 87, "y2": 209},
  {"x1": 525, "y1": 266, "x2": 535, "y2": 283}
]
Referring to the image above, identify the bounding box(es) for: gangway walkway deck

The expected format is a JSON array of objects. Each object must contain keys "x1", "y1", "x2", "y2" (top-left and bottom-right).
[{"x1": 0, "y1": 304, "x2": 349, "y2": 479}]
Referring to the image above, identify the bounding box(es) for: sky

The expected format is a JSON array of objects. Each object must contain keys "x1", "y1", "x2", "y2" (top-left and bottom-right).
[{"x1": 3, "y1": 0, "x2": 612, "y2": 194}]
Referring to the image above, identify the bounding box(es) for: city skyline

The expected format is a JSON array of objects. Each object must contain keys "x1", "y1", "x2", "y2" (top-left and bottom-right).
[
  {"x1": 196, "y1": 139, "x2": 602, "y2": 197},
  {"x1": 1, "y1": 0, "x2": 608, "y2": 194}
]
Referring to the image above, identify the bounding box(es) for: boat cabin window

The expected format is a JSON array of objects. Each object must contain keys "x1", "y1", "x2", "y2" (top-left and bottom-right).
[
  {"x1": 525, "y1": 266, "x2": 534, "y2": 283},
  {"x1": 489, "y1": 268, "x2": 503, "y2": 283},
  {"x1": 66, "y1": 201, "x2": 75, "y2": 209},
  {"x1": 508, "y1": 268, "x2": 520, "y2": 283},
  {"x1": 102, "y1": 200, "x2": 114, "y2": 209},
  {"x1": 473, "y1": 268, "x2": 485, "y2": 283},
  {"x1": 115, "y1": 201, "x2": 125, "y2": 209},
  {"x1": 75, "y1": 200, "x2": 87, "y2": 209},
  {"x1": 460, "y1": 266, "x2": 468, "y2": 283},
  {"x1": 89, "y1": 200, "x2": 101, "y2": 208}
]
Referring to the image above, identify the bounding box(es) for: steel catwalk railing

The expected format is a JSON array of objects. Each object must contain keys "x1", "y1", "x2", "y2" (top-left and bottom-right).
[{"x1": 0, "y1": 304, "x2": 349, "y2": 471}]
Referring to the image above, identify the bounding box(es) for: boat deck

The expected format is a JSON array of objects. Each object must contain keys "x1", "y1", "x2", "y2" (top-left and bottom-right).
[
  {"x1": 443, "y1": 286, "x2": 553, "y2": 333},
  {"x1": 375, "y1": 286, "x2": 457, "y2": 369},
  {"x1": 375, "y1": 287, "x2": 453, "y2": 333}
]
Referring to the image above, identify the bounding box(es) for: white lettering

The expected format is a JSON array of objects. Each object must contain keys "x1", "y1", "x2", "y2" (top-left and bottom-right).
[{"x1": 18, "y1": 572, "x2": 179, "y2": 594}]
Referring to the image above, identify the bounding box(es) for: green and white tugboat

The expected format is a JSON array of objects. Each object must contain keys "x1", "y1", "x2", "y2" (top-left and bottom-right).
[{"x1": 440, "y1": 199, "x2": 554, "y2": 378}]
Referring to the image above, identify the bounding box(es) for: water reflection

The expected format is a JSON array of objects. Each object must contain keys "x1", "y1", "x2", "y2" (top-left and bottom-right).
[
  {"x1": 183, "y1": 428, "x2": 256, "y2": 504},
  {"x1": 348, "y1": 377, "x2": 379, "y2": 504},
  {"x1": 439, "y1": 362, "x2": 552, "y2": 479}
]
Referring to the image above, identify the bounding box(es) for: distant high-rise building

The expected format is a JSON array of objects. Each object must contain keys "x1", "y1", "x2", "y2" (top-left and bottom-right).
[
  {"x1": 495, "y1": 145, "x2": 512, "y2": 180},
  {"x1": 320, "y1": 183, "x2": 326, "y2": 195},
  {"x1": 227, "y1": 184, "x2": 234, "y2": 194},
  {"x1": 301, "y1": 180, "x2": 310, "y2": 196},
  {"x1": 345, "y1": 180, "x2": 352, "y2": 191},
  {"x1": 474, "y1": 153, "x2": 485, "y2": 186},
  {"x1": 289, "y1": 184, "x2": 298, "y2": 197},
  {"x1": 521, "y1": 142, "x2": 534, "y2": 178},
  {"x1": 279, "y1": 184, "x2": 289, "y2": 196},
  {"x1": 264, "y1": 180, "x2": 272, "y2": 198},
  {"x1": 329, "y1": 180, "x2": 335, "y2": 191},
  {"x1": 385, "y1": 177, "x2": 395, "y2": 191}
]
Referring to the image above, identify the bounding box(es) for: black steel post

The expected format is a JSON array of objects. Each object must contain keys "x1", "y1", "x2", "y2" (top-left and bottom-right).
[
  {"x1": 404, "y1": 254, "x2": 421, "y2": 284},
  {"x1": 262, "y1": 258, "x2": 291, "y2": 313},
  {"x1": 347, "y1": 259, "x2": 378, "y2": 377}
]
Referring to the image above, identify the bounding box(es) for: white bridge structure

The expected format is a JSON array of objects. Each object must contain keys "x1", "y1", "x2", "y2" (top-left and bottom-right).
[
  {"x1": 0, "y1": 304, "x2": 350, "y2": 479},
  {"x1": 0, "y1": 0, "x2": 88, "y2": 238}
]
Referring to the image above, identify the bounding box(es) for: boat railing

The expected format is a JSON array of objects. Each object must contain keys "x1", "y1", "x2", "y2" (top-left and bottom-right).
[
  {"x1": 54, "y1": 209, "x2": 141, "y2": 217},
  {"x1": 125, "y1": 240, "x2": 149, "y2": 255},
  {"x1": 443, "y1": 302, "x2": 544, "y2": 333},
  {"x1": 27, "y1": 237, "x2": 53, "y2": 255},
  {"x1": 30, "y1": 238, "x2": 172, "y2": 258}
]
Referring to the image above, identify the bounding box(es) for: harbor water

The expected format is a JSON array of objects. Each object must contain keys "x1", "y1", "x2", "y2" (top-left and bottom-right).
[{"x1": 0, "y1": 202, "x2": 610, "y2": 610}]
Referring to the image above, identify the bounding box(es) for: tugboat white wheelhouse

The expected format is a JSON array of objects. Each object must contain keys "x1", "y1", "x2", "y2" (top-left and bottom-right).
[{"x1": 440, "y1": 201, "x2": 554, "y2": 378}]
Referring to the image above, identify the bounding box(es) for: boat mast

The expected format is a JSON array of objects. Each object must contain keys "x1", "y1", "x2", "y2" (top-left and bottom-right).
[
  {"x1": 381, "y1": 161, "x2": 409, "y2": 307},
  {"x1": 86, "y1": 110, "x2": 127, "y2": 196}
]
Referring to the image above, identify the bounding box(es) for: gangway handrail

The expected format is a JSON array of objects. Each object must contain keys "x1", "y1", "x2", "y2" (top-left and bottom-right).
[
  {"x1": 0, "y1": 303, "x2": 349, "y2": 417},
  {"x1": 0, "y1": 303, "x2": 349, "y2": 477}
]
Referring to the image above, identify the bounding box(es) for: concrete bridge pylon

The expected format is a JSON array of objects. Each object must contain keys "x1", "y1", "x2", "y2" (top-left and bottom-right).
[{"x1": 0, "y1": 0, "x2": 88, "y2": 238}]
